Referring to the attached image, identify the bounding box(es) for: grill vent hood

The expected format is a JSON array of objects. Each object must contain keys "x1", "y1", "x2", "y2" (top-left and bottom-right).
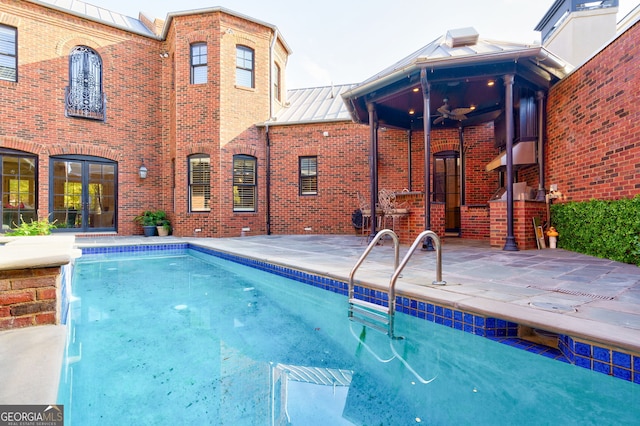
[{"x1": 486, "y1": 140, "x2": 537, "y2": 172}]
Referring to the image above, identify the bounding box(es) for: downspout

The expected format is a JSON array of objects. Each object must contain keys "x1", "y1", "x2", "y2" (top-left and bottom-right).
[
  {"x1": 503, "y1": 74, "x2": 518, "y2": 251},
  {"x1": 459, "y1": 126, "x2": 465, "y2": 206},
  {"x1": 265, "y1": 30, "x2": 278, "y2": 235},
  {"x1": 535, "y1": 90, "x2": 546, "y2": 201},
  {"x1": 420, "y1": 68, "x2": 434, "y2": 250},
  {"x1": 367, "y1": 102, "x2": 379, "y2": 241},
  {"x1": 407, "y1": 130, "x2": 413, "y2": 191},
  {"x1": 265, "y1": 124, "x2": 271, "y2": 235}
]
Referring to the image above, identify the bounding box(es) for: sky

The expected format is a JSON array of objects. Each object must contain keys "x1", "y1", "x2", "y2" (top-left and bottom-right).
[{"x1": 85, "y1": 0, "x2": 638, "y2": 89}]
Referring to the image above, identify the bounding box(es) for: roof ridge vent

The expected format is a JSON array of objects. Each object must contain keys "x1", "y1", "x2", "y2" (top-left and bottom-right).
[{"x1": 445, "y1": 27, "x2": 479, "y2": 48}]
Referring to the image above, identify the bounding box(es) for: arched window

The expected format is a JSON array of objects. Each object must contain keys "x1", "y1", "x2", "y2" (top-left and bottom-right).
[
  {"x1": 65, "y1": 46, "x2": 105, "y2": 121},
  {"x1": 236, "y1": 46, "x2": 254, "y2": 88}
]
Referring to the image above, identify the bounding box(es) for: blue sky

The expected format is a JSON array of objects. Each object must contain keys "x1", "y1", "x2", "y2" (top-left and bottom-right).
[{"x1": 86, "y1": 0, "x2": 638, "y2": 89}]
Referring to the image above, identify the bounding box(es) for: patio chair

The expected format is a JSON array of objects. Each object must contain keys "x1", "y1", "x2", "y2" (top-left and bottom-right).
[{"x1": 378, "y1": 189, "x2": 409, "y2": 232}]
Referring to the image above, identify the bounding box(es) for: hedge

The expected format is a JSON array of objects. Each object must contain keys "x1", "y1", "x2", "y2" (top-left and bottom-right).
[{"x1": 549, "y1": 195, "x2": 640, "y2": 266}]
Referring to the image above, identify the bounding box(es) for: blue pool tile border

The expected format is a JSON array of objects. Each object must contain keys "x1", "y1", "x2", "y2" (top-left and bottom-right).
[{"x1": 78, "y1": 243, "x2": 640, "y2": 385}]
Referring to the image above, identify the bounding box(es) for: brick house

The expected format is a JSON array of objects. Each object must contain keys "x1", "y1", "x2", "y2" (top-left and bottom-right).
[{"x1": 1, "y1": 0, "x2": 638, "y2": 249}]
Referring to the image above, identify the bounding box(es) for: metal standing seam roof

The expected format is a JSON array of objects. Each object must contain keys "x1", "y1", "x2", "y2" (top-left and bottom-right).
[
  {"x1": 29, "y1": 0, "x2": 293, "y2": 54},
  {"x1": 31, "y1": 0, "x2": 157, "y2": 37},
  {"x1": 265, "y1": 84, "x2": 356, "y2": 126},
  {"x1": 348, "y1": 28, "x2": 571, "y2": 98}
]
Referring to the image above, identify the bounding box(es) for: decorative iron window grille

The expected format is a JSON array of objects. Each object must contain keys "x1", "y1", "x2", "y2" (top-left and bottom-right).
[{"x1": 65, "y1": 46, "x2": 106, "y2": 121}]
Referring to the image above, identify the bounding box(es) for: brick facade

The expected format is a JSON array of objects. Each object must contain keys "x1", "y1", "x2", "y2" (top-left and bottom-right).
[
  {"x1": 0, "y1": 267, "x2": 59, "y2": 329},
  {"x1": 546, "y1": 20, "x2": 640, "y2": 202},
  {"x1": 1, "y1": 1, "x2": 638, "y2": 247}
]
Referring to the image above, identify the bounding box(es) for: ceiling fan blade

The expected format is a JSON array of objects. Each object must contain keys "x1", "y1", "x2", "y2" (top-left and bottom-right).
[
  {"x1": 451, "y1": 107, "x2": 474, "y2": 115},
  {"x1": 433, "y1": 116, "x2": 445, "y2": 125},
  {"x1": 437, "y1": 105, "x2": 450, "y2": 115}
]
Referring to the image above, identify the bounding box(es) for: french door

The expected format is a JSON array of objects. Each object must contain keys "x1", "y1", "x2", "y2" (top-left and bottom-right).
[
  {"x1": 434, "y1": 151, "x2": 460, "y2": 234},
  {"x1": 50, "y1": 156, "x2": 116, "y2": 232}
]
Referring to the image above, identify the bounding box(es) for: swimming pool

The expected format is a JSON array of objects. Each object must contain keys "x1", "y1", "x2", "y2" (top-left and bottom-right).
[{"x1": 58, "y1": 246, "x2": 640, "y2": 425}]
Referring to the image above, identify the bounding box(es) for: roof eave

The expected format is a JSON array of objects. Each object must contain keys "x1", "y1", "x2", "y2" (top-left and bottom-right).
[
  {"x1": 258, "y1": 118, "x2": 354, "y2": 127},
  {"x1": 160, "y1": 7, "x2": 292, "y2": 54},
  {"x1": 342, "y1": 46, "x2": 570, "y2": 102}
]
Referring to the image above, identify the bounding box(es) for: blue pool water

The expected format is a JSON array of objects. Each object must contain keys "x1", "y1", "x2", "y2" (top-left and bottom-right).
[{"x1": 58, "y1": 248, "x2": 640, "y2": 425}]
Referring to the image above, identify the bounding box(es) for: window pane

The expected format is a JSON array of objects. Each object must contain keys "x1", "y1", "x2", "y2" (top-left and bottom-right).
[
  {"x1": 191, "y1": 43, "x2": 207, "y2": 84},
  {"x1": 235, "y1": 46, "x2": 254, "y2": 88},
  {"x1": 233, "y1": 156, "x2": 256, "y2": 211},
  {"x1": 300, "y1": 157, "x2": 317, "y2": 195},
  {"x1": 192, "y1": 66, "x2": 207, "y2": 84},
  {"x1": 2, "y1": 154, "x2": 37, "y2": 230},
  {"x1": 189, "y1": 156, "x2": 210, "y2": 212},
  {"x1": 0, "y1": 25, "x2": 16, "y2": 82}
]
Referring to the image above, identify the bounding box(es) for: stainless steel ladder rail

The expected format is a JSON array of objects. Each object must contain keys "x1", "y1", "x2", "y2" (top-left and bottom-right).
[
  {"x1": 348, "y1": 229, "x2": 400, "y2": 336},
  {"x1": 387, "y1": 230, "x2": 446, "y2": 337}
]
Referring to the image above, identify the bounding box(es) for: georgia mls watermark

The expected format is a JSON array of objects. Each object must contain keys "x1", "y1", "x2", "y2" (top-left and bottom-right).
[{"x1": 0, "y1": 405, "x2": 63, "y2": 426}]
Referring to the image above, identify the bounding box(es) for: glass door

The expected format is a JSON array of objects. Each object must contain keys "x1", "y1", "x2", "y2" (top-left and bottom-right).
[
  {"x1": 434, "y1": 151, "x2": 460, "y2": 234},
  {"x1": 51, "y1": 157, "x2": 116, "y2": 232}
]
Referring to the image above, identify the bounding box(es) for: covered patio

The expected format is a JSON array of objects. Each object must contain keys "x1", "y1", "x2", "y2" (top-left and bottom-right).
[{"x1": 342, "y1": 27, "x2": 572, "y2": 250}]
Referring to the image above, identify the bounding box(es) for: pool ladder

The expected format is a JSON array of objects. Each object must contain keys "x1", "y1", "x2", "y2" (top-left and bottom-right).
[{"x1": 348, "y1": 230, "x2": 446, "y2": 339}]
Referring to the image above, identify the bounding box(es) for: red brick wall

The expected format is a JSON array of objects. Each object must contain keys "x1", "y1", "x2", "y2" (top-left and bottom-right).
[
  {"x1": 546, "y1": 20, "x2": 640, "y2": 202},
  {"x1": 461, "y1": 205, "x2": 490, "y2": 240},
  {"x1": 0, "y1": 267, "x2": 59, "y2": 330},
  {"x1": 489, "y1": 200, "x2": 547, "y2": 249},
  {"x1": 267, "y1": 121, "x2": 370, "y2": 235},
  {"x1": 0, "y1": 1, "x2": 164, "y2": 235}
]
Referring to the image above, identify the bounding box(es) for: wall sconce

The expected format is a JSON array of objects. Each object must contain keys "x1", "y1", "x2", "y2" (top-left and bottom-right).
[
  {"x1": 160, "y1": 52, "x2": 169, "y2": 58},
  {"x1": 323, "y1": 131, "x2": 329, "y2": 137},
  {"x1": 139, "y1": 159, "x2": 148, "y2": 179}
]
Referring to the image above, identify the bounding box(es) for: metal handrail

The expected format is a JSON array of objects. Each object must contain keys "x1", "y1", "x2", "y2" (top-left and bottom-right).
[
  {"x1": 348, "y1": 229, "x2": 400, "y2": 301},
  {"x1": 387, "y1": 230, "x2": 446, "y2": 336}
]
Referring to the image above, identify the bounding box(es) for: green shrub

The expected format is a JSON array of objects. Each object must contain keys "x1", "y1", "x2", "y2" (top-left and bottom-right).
[
  {"x1": 550, "y1": 195, "x2": 640, "y2": 266},
  {"x1": 5, "y1": 216, "x2": 57, "y2": 236}
]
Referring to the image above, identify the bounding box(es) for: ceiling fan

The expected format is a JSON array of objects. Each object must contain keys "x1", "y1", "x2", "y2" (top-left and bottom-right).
[{"x1": 433, "y1": 98, "x2": 474, "y2": 124}]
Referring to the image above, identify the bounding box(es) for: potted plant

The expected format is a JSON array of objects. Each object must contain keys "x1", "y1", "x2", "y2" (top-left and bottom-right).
[
  {"x1": 155, "y1": 209, "x2": 171, "y2": 237},
  {"x1": 134, "y1": 210, "x2": 158, "y2": 237}
]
